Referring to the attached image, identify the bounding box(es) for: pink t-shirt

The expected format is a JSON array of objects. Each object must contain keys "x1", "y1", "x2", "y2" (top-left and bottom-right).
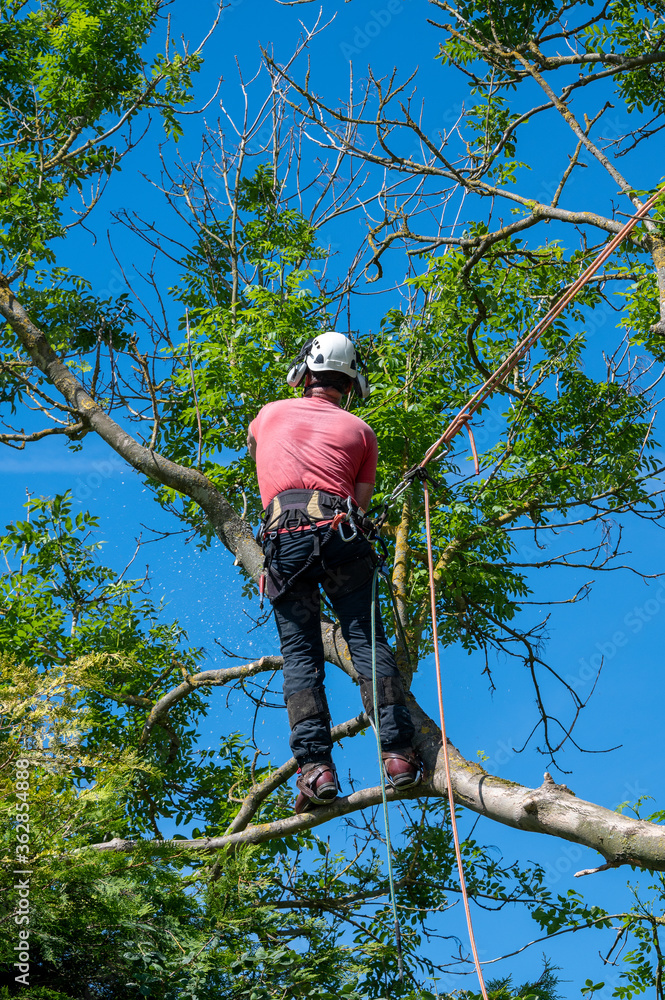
[{"x1": 249, "y1": 396, "x2": 378, "y2": 509}]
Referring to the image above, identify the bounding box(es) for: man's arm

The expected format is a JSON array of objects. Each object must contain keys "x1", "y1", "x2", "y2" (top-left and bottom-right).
[
  {"x1": 355, "y1": 427, "x2": 377, "y2": 512},
  {"x1": 355, "y1": 482, "x2": 373, "y2": 512},
  {"x1": 247, "y1": 427, "x2": 257, "y2": 461}
]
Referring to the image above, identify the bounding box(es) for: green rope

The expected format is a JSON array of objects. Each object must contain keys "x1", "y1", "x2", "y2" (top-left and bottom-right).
[{"x1": 370, "y1": 565, "x2": 404, "y2": 983}]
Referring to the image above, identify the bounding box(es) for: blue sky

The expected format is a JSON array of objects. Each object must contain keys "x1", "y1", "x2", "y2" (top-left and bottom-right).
[{"x1": 2, "y1": 1, "x2": 665, "y2": 993}]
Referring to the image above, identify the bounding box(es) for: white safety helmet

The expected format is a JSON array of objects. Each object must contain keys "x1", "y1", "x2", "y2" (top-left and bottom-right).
[{"x1": 286, "y1": 332, "x2": 370, "y2": 399}]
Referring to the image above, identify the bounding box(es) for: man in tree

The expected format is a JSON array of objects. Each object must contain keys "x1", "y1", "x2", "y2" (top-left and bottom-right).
[{"x1": 247, "y1": 332, "x2": 422, "y2": 813}]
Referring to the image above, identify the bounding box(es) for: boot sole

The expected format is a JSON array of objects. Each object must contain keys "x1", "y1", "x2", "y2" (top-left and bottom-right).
[
  {"x1": 309, "y1": 782, "x2": 338, "y2": 804},
  {"x1": 385, "y1": 771, "x2": 421, "y2": 790}
]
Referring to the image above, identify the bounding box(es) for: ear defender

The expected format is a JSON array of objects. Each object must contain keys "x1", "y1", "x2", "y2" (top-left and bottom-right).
[
  {"x1": 355, "y1": 372, "x2": 371, "y2": 399},
  {"x1": 286, "y1": 360, "x2": 308, "y2": 388},
  {"x1": 286, "y1": 339, "x2": 314, "y2": 388}
]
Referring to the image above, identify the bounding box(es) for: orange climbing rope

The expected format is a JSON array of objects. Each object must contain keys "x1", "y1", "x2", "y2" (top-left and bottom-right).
[
  {"x1": 420, "y1": 189, "x2": 662, "y2": 471},
  {"x1": 423, "y1": 478, "x2": 490, "y2": 997},
  {"x1": 386, "y1": 189, "x2": 662, "y2": 996}
]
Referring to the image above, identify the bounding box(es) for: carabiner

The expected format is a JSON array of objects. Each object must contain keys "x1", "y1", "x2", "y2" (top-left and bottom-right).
[{"x1": 338, "y1": 518, "x2": 358, "y2": 542}]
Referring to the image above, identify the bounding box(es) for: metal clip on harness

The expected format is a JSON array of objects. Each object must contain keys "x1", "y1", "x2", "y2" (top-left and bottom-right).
[
  {"x1": 376, "y1": 461, "x2": 443, "y2": 531},
  {"x1": 337, "y1": 496, "x2": 358, "y2": 542}
]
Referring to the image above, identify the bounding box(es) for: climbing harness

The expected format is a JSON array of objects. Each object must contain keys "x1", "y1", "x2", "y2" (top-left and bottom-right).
[
  {"x1": 372, "y1": 190, "x2": 663, "y2": 998},
  {"x1": 257, "y1": 488, "x2": 374, "y2": 607}
]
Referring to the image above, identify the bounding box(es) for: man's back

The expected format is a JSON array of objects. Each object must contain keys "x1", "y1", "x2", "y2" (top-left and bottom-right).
[{"x1": 249, "y1": 395, "x2": 378, "y2": 508}]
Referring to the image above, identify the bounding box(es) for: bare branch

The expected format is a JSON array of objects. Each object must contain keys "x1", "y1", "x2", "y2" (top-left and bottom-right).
[{"x1": 140, "y1": 655, "x2": 284, "y2": 743}]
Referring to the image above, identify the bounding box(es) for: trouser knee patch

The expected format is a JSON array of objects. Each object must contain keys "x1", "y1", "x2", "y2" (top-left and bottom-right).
[
  {"x1": 286, "y1": 687, "x2": 330, "y2": 728},
  {"x1": 359, "y1": 676, "x2": 374, "y2": 716},
  {"x1": 381, "y1": 675, "x2": 407, "y2": 707},
  {"x1": 359, "y1": 674, "x2": 406, "y2": 716}
]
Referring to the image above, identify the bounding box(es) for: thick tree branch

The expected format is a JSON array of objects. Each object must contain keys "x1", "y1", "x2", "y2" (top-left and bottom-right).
[
  {"x1": 86, "y1": 698, "x2": 665, "y2": 872},
  {"x1": 0, "y1": 274, "x2": 263, "y2": 582}
]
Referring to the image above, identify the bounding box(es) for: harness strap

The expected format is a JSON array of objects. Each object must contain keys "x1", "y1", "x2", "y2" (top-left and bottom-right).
[
  {"x1": 276, "y1": 520, "x2": 333, "y2": 535},
  {"x1": 262, "y1": 520, "x2": 339, "y2": 604},
  {"x1": 263, "y1": 488, "x2": 350, "y2": 533}
]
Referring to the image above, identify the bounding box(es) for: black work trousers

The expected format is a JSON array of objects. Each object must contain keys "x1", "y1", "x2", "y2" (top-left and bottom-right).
[{"x1": 269, "y1": 526, "x2": 415, "y2": 766}]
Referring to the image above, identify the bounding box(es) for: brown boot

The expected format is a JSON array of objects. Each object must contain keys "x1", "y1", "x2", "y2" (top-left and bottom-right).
[
  {"x1": 382, "y1": 748, "x2": 423, "y2": 790},
  {"x1": 295, "y1": 761, "x2": 340, "y2": 814}
]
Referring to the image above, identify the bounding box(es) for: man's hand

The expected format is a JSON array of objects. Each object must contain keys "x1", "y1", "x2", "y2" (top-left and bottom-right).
[{"x1": 247, "y1": 428, "x2": 257, "y2": 461}]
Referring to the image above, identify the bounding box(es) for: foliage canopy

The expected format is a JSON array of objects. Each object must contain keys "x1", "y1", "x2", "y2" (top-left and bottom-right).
[{"x1": 2, "y1": 1, "x2": 665, "y2": 996}]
